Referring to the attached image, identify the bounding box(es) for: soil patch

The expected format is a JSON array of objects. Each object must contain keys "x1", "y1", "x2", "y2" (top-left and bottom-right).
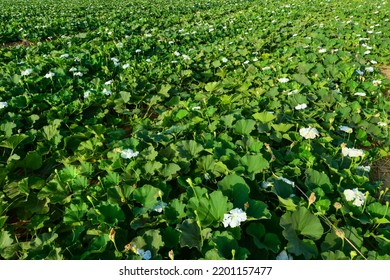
[{"x1": 1, "y1": 39, "x2": 32, "y2": 49}]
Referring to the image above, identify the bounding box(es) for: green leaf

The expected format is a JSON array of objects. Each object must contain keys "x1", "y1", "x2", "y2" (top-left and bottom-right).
[
  {"x1": 0, "y1": 134, "x2": 28, "y2": 150},
  {"x1": 95, "y1": 202, "x2": 125, "y2": 225},
  {"x1": 23, "y1": 151, "x2": 42, "y2": 170},
  {"x1": 0, "y1": 230, "x2": 14, "y2": 250},
  {"x1": 177, "y1": 219, "x2": 202, "y2": 251},
  {"x1": 218, "y1": 174, "x2": 250, "y2": 208},
  {"x1": 240, "y1": 154, "x2": 269, "y2": 174},
  {"x1": 246, "y1": 199, "x2": 271, "y2": 219},
  {"x1": 176, "y1": 140, "x2": 203, "y2": 159},
  {"x1": 132, "y1": 185, "x2": 161, "y2": 209},
  {"x1": 367, "y1": 202, "x2": 390, "y2": 219},
  {"x1": 305, "y1": 168, "x2": 333, "y2": 193},
  {"x1": 196, "y1": 191, "x2": 231, "y2": 227},
  {"x1": 63, "y1": 202, "x2": 89, "y2": 226},
  {"x1": 233, "y1": 119, "x2": 256, "y2": 135},
  {"x1": 205, "y1": 82, "x2": 219, "y2": 92},
  {"x1": 252, "y1": 112, "x2": 276, "y2": 123},
  {"x1": 272, "y1": 123, "x2": 294, "y2": 133},
  {"x1": 280, "y1": 207, "x2": 324, "y2": 259},
  {"x1": 174, "y1": 109, "x2": 189, "y2": 121},
  {"x1": 161, "y1": 163, "x2": 181, "y2": 180},
  {"x1": 143, "y1": 229, "x2": 164, "y2": 256},
  {"x1": 293, "y1": 74, "x2": 311, "y2": 86}
]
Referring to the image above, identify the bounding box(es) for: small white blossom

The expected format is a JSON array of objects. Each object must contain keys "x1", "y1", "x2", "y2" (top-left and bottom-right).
[
  {"x1": 83, "y1": 91, "x2": 91, "y2": 99},
  {"x1": 44, "y1": 72, "x2": 55, "y2": 78},
  {"x1": 105, "y1": 80, "x2": 113, "y2": 85},
  {"x1": 343, "y1": 188, "x2": 365, "y2": 207},
  {"x1": 354, "y1": 92, "x2": 366, "y2": 96},
  {"x1": 146, "y1": 59, "x2": 151, "y2": 63},
  {"x1": 103, "y1": 88, "x2": 112, "y2": 96},
  {"x1": 262, "y1": 66, "x2": 271, "y2": 71},
  {"x1": 278, "y1": 77, "x2": 289, "y2": 83},
  {"x1": 356, "y1": 69, "x2": 364, "y2": 75},
  {"x1": 253, "y1": 58, "x2": 258, "y2": 62},
  {"x1": 73, "y1": 71, "x2": 83, "y2": 77},
  {"x1": 171, "y1": 60, "x2": 178, "y2": 64},
  {"x1": 0, "y1": 101, "x2": 8, "y2": 109},
  {"x1": 378, "y1": 122, "x2": 387, "y2": 127},
  {"x1": 278, "y1": 177, "x2": 295, "y2": 187},
  {"x1": 342, "y1": 147, "x2": 364, "y2": 157},
  {"x1": 151, "y1": 201, "x2": 167, "y2": 213},
  {"x1": 299, "y1": 127, "x2": 319, "y2": 139},
  {"x1": 116, "y1": 42, "x2": 123, "y2": 48},
  {"x1": 191, "y1": 106, "x2": 201, "y2": 111},
  {"x1": 372, "y1": 80, "x2": 381, "y2": 86},
  {"x1": 295, "y1": 103, "x2": 307, "y2": 110},
  {"x1": 365, "y1": 66, "x2": 374, "y2": 72},
  {"x1": 276, "y1": 250, "x2": 293, "y2": 260},
  {"x1": 182, "y1": 54, "x2": 190, "y2": 60},
  {"x1": 261, "y1": 181, "x2": 273, "y2": 189},
  {"x1": 174, "y1": 51, "x2": 181, "y2": 56},
  {"x1": 370, "y1": 60, "x2": 377, "y2": 64},
  {"x1": 120, "y1": 148, "x2": 139, "y2": 159},
  {"x1": 222, "y1": 57, "x2": 228, "y2": 63},
  {"x1": 364, "y1": 50, "x2": 371, "y2": 55},
  {"x1": 60, "y1": 53, "x2": 69, "y2": 58},
  {"x1": 287, "y1": 89, "x2": 298, "y2": 95},
  {"x1": 357, "y1": 166, "x2": 371, "y2": 172},
  {"x1": 339, "y1": 126, "x2": 353, "y2": 133},
  {"x1": 137, "y1": 249, "x2": 152, "y2": 260},
  {"x1": 69, "y1": 67, "x2": 77, "y2": 72},
  {"x1": 122, "y1": 63, "x2": 130, "y2": 69},
  {"x1": 145, "y1": 33, "x2": 152, "y2": 37},
  {"x1": 222, "y1": 208, "x2": 247, "y2": 228},
  {"x1": 244, "y1": 60, "x2": 250, "y2": 64},
  {"x1": 135, "y1": 49, "x2": 141, "y2": 53},
  {"x1": 21, "y1": 69, "x2": 33, "y2": 76},
  {"x1": 318, "y1": 48, "x2": 327, "y2": 53}
]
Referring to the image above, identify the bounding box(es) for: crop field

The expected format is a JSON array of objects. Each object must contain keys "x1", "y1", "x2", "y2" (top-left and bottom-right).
[{"x1": 0, "y1": 0, "x2": 389, "y2": 260}]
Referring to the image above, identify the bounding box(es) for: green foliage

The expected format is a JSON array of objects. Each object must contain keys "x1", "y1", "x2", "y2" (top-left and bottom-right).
[{"x1": 0, "y1": 0, "x2": 389, "y2": 260}]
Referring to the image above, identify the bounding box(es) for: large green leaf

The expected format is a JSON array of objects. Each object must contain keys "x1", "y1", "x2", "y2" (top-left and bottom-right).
[
  {"x1": 177, "y1": 219, "x2": 202, "y2": 251},
  {"x1": 252, "y1": 112, "x2": 276, "y2": 123},
  {"x1": 218, "y1": 174, "x2": 250, "y2": 208},
  {"x1": 240, "y1": 154, "x2": 269, "y2": 174},
  {"x1": 233, "y1": 119, "x2": 256, "y2": 135},
  {"x1": 132, "y1": 185, "x2": 161, "y2": 209},
  {"x1": 195, "y1": 191, "x2": 231, "y2": 227},
  {"x1": 305, "y1": 168, "x2": 333, "y2": 193},
  {"x1": 280, "y1": 207, "x2": 324, "y2": 259}
]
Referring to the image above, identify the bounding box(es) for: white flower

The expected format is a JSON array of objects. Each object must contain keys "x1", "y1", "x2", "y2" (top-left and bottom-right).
[
  {"x1": 354, "y1": 92, "x2": 366, "y2": 96},
  {"x1": 342, "y1": 147, "x2": 364, "y2": 157},
  {"x1": 102, "y1": 88, "x2": 112, "y2": 96},
  {"x1": 261, "y1": 181, "x2": 273, "y2": 189},
  {"x1": 356, "y1": 69, "x2": 364, "y2": 75},
  {"x1": 73, "y1": 71, "x2": 83, "y2": 77},
  {"x1": 145, "y1": 33, "x2": 152, "y2": 37},
  {"x1": 0, "y1": 101, "x2": 8, "y2": 109},
  {"x1": 299, "y1": 127, "x2": 319, "y2": 139},
  {"x1": 262, "y1": 66, "x2": 271, "y2": 71},
  {"x1": 378, "y1": 122, "x2": 387, "y2": 127},
  {"x1": 69, "y1": 67, "x2": 77, "y2": 72},
  {"x1": 370, "y1": 60, "x2": 377, "y2": 64},
  {"x1": 122, "y1": 63, "x2": 130, "y2": 69},
  {"x1": 44, "y1": 72, "x2": 55, "y2": 78},
  {"x1": 191, "y1": 106, "x2": 201, "y2": 111},
  {"x1": 357, "y1": 166, "x2": 371, "y2": 172},
  {"x1": 137, "y1": 249, "x2": 152, "y2": 260},
  {"x1": 174, "y1": 51, "x2": 181, "y2": 56},
  {"x1": 364, "y1": 50, "x2": 371, "y2": 55},
  {"x1": 372, "y1": 80, "x2": 381, "y2": 86},
  {"x1": 135, "y1": 49, "x2": 141, "y2": 53},
  {"x1": 104, "y1": 80, "x2": 113, "y2": 85},
  {"x1": 295, "y1": 103, "x2": 307, "y2": 110},
  {"x1": 116, "y1": 42, "x2": 123, "y2": 48},
  {"x1": 120, "y1": 148, "x2": 139, "y2": 159},
  {"x1": 222, "y1": 57, "x2": 228, "y2": 63},
  {"x1": 339, "y1": 126, "x2": 353, "y2": 133},
  {"x1": 151, "y1": 201, "x2": 167, "y2": 213},
  {"x1": 253, "y1": 58, "x2": 258, "y2": 62},
  {"x1": 83, "y1": 91, "x2": 91, "y2": 99},
  {"x1": 243, "y1": 60, "x2": 250, "y2": 64},
  {"x1": 182, "y1": 54, "x2": 190, "y2": 60},
  {"x1": 287, "y1": 89, "x2": 298, "y2": 95},
  {"x1": 171, "y1": 60, "x2": 178, "y2": 64},
  {"x1": 276, "y1": 250, "x2": 293, "y2": 260},
  {"x1": 343, "y1": 188, "x2": 365, "y2": 207},
  {"x1": 365, "y1": 66, "x2": 374, "y2": 72},
  {"x1": 60, "y1": 53, "x2": 69, "y2": 58},
  {"x1": 278, "y1": 77, "x2": 289, "y2": 83},
  {"x1": 21, "y1": 69, "x2": 33, "y2": 76},
  {"x1": 318, "y1": 48, "x2": 327, "y2": 53},
  {"x1": 146, "y1": 59, "x2": 151, "y2": 63},
  {"x1": 278, "y1": 177, "x2": 295, "y2": 187},
  {"x1": 222, "y1": 208, "x2": 247, "y2": 228}
]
